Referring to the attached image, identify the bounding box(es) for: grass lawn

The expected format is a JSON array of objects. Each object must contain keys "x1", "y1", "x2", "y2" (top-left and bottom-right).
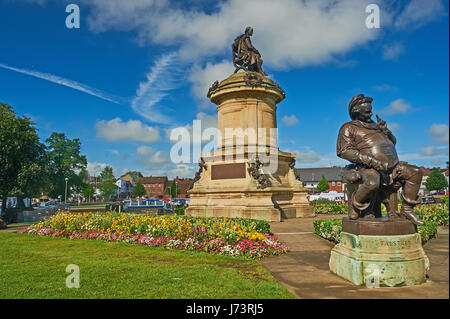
[{"x1": 0, "y1": 232, "x2": 294, "y2": 299}]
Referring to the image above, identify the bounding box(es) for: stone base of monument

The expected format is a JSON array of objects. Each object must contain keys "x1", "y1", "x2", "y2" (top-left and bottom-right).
[
  {"x1": 186, "y1": 148, "x2": 314, "y2": 222},
  {"x1": 186, "y1": 72, "x2": 314, "y2": 222},
  {"x1": 329, "y1": 217, "x2": 429, "y2": 287}
]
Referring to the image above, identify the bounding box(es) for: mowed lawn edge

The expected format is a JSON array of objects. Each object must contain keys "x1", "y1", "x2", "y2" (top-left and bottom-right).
[{"x1": 0, "y1": 232, "x2": 294, "y2": 299}]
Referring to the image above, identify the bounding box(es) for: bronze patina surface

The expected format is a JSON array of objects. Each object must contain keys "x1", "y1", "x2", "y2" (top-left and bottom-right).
[
  {"x1": 232, "y1": 27, "x2": 266, "y2": 75},
  {"x1": 211, "y1": 163, "x2": 246, "y2": 180},
  {"x1": 342, "y1": 217, "x2": 417, "y2": 235},
  {"x1": 337, "y1": 94, "x2": 424, "y2": 226}
]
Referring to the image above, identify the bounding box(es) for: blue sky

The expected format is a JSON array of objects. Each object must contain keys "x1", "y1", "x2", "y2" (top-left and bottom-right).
[{"x1": 0, "y1": 0, "x2": 448, "y2": 178}]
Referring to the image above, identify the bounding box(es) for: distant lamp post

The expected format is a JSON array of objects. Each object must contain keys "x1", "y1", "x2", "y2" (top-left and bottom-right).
[{"x1": 64, "y1": 177, "x2": 69, "y2": 203}]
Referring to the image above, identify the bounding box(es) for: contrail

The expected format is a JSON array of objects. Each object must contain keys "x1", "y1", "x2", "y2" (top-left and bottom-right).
[
  {"x1": 131, "y1": 52, "x2": 180, "y2": 124},
  {"x1": 0, "y1": 63, "x2": 121, "y2": 104}
]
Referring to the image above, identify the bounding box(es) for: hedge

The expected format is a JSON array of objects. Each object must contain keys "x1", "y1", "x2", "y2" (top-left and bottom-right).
[{"x1": 313, "y1": 219, "x2": 438, "y2": 245}]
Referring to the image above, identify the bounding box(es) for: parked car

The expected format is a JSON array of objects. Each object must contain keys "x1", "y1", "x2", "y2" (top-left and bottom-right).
[{"x1": 420, "y1": 195, "x2": 436, "y2": 204}]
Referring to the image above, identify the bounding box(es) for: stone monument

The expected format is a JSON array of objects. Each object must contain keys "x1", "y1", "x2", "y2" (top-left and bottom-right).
[
  {"x1": 185, "y1": 27, "x2": 314, "y2": 222},
  {"x1": 329, "y1": 94, "x2": 429, "y2": 287}
]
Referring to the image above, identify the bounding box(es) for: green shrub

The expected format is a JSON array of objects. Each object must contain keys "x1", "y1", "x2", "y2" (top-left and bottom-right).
[
  {"x1": 0, "y1": 219, "x2": 6, "y2": 229},
  {"x1": 310, "y1": 198, "x2": 336, "y2": 205},
  {"x1": 313, "y1": 218, "x2": 438, "y2": 245},
  {"x1": 441, "y1": 195, "x2": 449, "y2": 208},
  {"x1": 313, "y1": 219, "x2": 342, "y2": 243},
  {"x1": 415, "y1": 204, "x2": 449, "y2": 226},
  {"x1": 417, "y1": 222, "x2": 438, "y2": 244},
  {"x1": 174, "y1": 206, "x2": 186, "y2": 216},
  {"x1": 313, "y1": 203, "x2": 348, "y2": 215}
]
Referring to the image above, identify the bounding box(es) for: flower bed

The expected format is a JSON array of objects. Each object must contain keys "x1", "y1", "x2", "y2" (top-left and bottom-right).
[
  {"x1": 313, "y1": 219, "x2": 438, "y2": 245},
  {"x1": 19, "y1": 211, "x2": 287, "y2": 259},
  {"x1": 415, "y1": 204, "x2": 449, "y2": 226}
]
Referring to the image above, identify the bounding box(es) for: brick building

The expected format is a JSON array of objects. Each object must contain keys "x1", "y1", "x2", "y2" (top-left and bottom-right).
[
  {"x1": 139, "y1": 176, "x2": 169, "y2": 199},
  {"x1": 167, "y1": 177, "x2": 193, "y2": 199}
]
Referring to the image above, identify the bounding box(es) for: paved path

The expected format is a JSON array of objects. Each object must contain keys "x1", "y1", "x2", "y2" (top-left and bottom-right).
[
  {"x1": 259, "y1": 215, "x2": 449, "y2": 299},
  {"x1": 0, "y1": 224, "x2": 30, "y2": 233}
]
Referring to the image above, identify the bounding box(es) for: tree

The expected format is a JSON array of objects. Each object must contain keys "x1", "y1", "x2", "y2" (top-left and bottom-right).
[
  {"x1": 133, "y1": 180, "x2": 146, "y2": 198},
  {"x1": 168, "y1": 180, "x2": 179, "y2": 198},
  {"x1": 0, "y1": 103, "x2": 47, "y2": 197},
  {"x1": 43, "y1": 132, "x2": 87, "y2": 199},
  {"x1": 98, "y1": 166, "x2": 115, "y2": 183},
  {"x1": 425, "y1": 168, "x2": 448, "y2": 192},
  {"x1": 316, "y1": 175, "x2": 330, "y2": 192},
  {"x1": 82, "y1": 183, "x2": 95, "y2": 202},
  {"x1": 98, "y1": 166, "x2": 117, "y2": 200}
]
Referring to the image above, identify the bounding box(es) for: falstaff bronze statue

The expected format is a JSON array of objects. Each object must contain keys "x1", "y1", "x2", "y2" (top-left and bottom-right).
[{"x1": 337, "y1": 94, "x2": 424, "y2": 225}]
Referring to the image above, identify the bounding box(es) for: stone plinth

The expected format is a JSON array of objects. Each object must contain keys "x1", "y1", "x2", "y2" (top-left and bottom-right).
[
  {"x1": 186, "y1": 72, "x2": 314, "y2": 222},
  {"x1": 329, "y1": 219, "x2": 429, "y2": 287}
]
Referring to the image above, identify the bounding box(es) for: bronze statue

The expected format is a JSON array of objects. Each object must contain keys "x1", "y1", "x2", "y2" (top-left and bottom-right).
[
  {"x1": 337, "y1": 94, "x2": 424, "y2": 225},
  {"x1": 232, "y1": 27, "x2": 266, "y2": 75}
]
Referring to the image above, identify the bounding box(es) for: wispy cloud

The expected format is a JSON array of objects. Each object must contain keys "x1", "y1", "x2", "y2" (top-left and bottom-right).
[
  {"x1": 0, "y1": 62, "x2": 121, "y2": 104},
  {"x1": 131, "y1": 52, "x2": 182, "y2": 124}
]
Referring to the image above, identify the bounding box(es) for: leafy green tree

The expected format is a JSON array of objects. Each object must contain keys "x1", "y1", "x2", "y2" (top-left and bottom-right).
[
  {"x1": 98, "y1": 166, "x2": 117, "y2": 200},
  {"x1": 99, "y1": 180, "x2": 117, "y2": 200},
  {"x1": 82, "y1": 183, "x2": 95, "y2": 202},
  {"x1": 316, "y1": 175, "x2": 330, "y2": 192},
  {"x1": 168, "y1": 180, "x2": 179, "y2": 198},
  {"x1": 98, "y1": 166, "x2": 115, "y2": 183},
  {"x1": 43, "y1": 132, "x2": 87, "y2": 199},
  {"x1": 425, "y1": 168, "x2": 448, "y2": 192},
  {"x1": 133, "y1": 180, "x2": 146, "y2": 198},
  {"x1": 0, "y1": 103, "x2": 47, "y2": 197}
]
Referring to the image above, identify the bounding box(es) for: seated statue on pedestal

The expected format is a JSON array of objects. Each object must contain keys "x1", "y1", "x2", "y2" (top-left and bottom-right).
[
  {"x1": 337, "y1": 94, "x2": 424, "y2": 225},
  {"x1": 232, "y1": 26, "x2": 266, "y2": 75}
]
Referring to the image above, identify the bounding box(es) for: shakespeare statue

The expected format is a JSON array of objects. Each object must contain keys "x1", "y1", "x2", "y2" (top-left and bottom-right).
[
  {"x1": 232, "y1": 26, "x2": 266, "y2": 75},
  {"x1": 337, "y1": 94, "x2": 424, "y2": 225}
]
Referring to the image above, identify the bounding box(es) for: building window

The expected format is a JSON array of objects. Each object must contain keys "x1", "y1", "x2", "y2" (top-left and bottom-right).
[
  {"x1": 337, "y1": 181, "x2": 341, "y2": 186},
  {"x1": 332, "y1": 181, "x2": 335, "y2": 186}
]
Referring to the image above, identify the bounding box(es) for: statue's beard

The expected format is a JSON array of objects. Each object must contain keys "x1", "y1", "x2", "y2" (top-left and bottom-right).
[{"x1": 357, "y1": 115, "x2": 373, "y2": 123}]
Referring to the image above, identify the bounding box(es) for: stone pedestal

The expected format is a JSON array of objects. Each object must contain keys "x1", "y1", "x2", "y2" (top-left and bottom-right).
[
  {"x1": 329, "y1": 218, "x2": 429, "y2": 287},
  {"x1": 186, "y1": 72, "x2": 314, "y2": 222}
]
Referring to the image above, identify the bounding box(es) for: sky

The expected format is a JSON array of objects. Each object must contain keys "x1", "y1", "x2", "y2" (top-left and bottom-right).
[{"x1": 0, "y1": 0, "x2": 448, "y2": 179}]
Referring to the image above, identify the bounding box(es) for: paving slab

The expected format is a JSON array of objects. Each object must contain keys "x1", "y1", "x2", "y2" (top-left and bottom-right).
[{"x1": 259, "y1": 215, "x2": 449, "y2": 299}]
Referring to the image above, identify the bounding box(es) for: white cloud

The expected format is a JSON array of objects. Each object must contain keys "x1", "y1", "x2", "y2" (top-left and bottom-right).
[
  {"x1": 188, "y1": 60, "x2": 234, "y2": 109},
  {"x1": 420, "y1": 146, "x2": 440, "y2": 157},
  {"x1": 381, "y1": 98, "x2": 411, "y2": 115},
  {"x1": 87, "y1": 162, "x2": 128, "y2": 178},
  {"x1": 142, "y1": 163, "x2": 197, "y2": 179},
  {"x1": 394, "y1": 0, "x2": 445, "y2": 29},
  {"x1": 85, "y1": 0, "x2": 380, "y2": 68},
  {"x1": 292, "y1": 150, "x2": 321, "y2": 164},
  {"x1": 136, "y1": 146, "x2": 171, "y2": 165},
  {"x1": 429, "y1": 124, "x2": 449, "y2": 143},
  {"x1": 0, "y1": 63, "x2": 120, "y2": 104},
  {"x1": 388, "y1": 122, "x2": 400, "y2": 131},
  {"x1": 382, "y1": 43, "x2": 405, "y2": 60},
  {"x1": 95, "y1": 118, "x2": 160, "y2": 143},
  {"x1": 282, "y1": 115, "x2": 299, "y2": 126}
]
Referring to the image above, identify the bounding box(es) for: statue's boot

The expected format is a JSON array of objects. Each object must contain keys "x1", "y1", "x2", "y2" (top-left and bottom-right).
[{"x1": 400, "y1": 202, "x2": 424, "y2": 225}]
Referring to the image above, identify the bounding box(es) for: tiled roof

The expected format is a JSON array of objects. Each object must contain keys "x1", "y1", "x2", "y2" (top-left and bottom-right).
[{"x1": 295, "y1": 167, "x2": 344, "y2": 182}]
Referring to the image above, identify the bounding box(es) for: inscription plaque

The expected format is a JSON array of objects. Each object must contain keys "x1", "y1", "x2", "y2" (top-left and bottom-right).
[{"x1": 211, "y1": 163, "x2": 246, "y2": 180}]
